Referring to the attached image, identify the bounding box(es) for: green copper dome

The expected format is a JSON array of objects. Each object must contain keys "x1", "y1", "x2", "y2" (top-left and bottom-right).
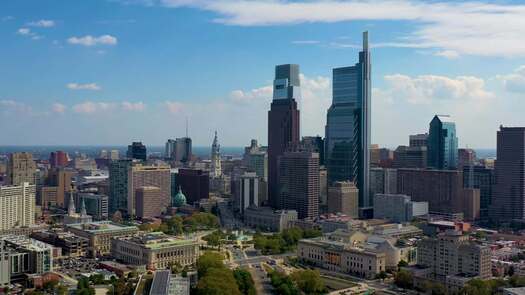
[{"x1": 172, "y1": 186, "x2": 187, "y2": 207}]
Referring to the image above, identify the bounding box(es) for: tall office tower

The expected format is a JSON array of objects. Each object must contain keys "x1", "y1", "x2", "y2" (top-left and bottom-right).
[
  {"x1": 109, "y1": 159, "x2": 132, "y2": 214},
  {"x1": 490, "y1": 127, "x2": 525, "y2": 222},
  {"x1": 268, "y1": 64, "x2": 301, "y2": 208},
  {"x1": 6, "y1": 152, "x2": 36, "y2": 186},
  {"x1": 77, "y1": 193, "x2": 109, "y2": 220},
  {"x1": 175, "y1": 137, "x2": 192, "y2": 164},
  {"x1": 175, "y1": 169, "x2": 209, "y2": 204},
  {"x1": 210, "y1": 131, "x2": 222, "y2": 178},
  {"x1": 135, "y1": 186, "x2": 163, "y2": 219},
  {"x1": 397, "y1": 168, "x2": 479, "y2": 218},
  {"x1": 302, "y1": 136, "x2": 325, "y2": 166},
  {"x1": 369, "y1": 167, "x2": 397, "y2": 201},
  {"x1": 46, "y1": 168, "x2": 75, "y2": 208},
  {"x1": 327, "y1": 181, "x2": 359, "y2": 218},
  {"x1": 278, "y1": 152, "x2": 319, "y2": 220},
  {"x1": 235, "y1": 172, "x2": 259, "y2": 216},
  {"x1": 427, "y1": 115, "x2": 458, "y2": 170},
  {"x1": 325, "y1": 32, "x2": 371, "y2": 211},
  {"x1": 49, "y1": 151, "x2": 68, "y2": 168},
  {"x1": 458, "y1": 148, "x2": 476, "y2": 170},
  {"x1": 409, "y1": 133, "x2": 428, "y2": 147},
  {"x1": 110, "y1": 150, "x2": 120, "y2": 160},
  {"x1": 127, "y1": 141, "x2": 147, "y2": 161},
  {"x1": 165, "y1": 139, "x2": 176, "y2": 159},
  {"x1": 463, "y1": 165, "x2": 495, "y2": 221},
  {"x1": 127, "y1": 164, "x2": 171, "y2": 216},
  {"x1": 393, "y1": 145, "x2": 427, "y2": 168},
  {"x1": 0, "y1": 182, "x2": 36, "y2": 231}
]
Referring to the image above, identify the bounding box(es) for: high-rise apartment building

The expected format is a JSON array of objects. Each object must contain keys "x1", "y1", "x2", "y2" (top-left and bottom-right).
[
  {"x1": 490, "y1": 127, "x2": 525, "y2": 222},
  {"x1": 127, "y1": 164, "x2": 171, "y2": 216},
  {"x1": 268, "y1": 64, "x2": 301, "y2": 208},
  {"x1": 6, "y1": 152, "x2": 36, "y2": 186},
  {"x1": 325, "y1": 32, "x2": 371, "y2": 210},
  {"x1": 49, "y1": 151, "x2": 68, "y2": 168},
  {"x1": 427, "y1": 115, "x2": 458, "y2": 170},
  {"x1": 463, "y1": 165, "x2": 495, "y2": 221},
  {"x1": 127, "y1": 142, "x2": 147, "y2": 161},
  {"x1": 175, "y1": 169, "x2": 209, "y2": 204},
  {"x1": 0, "y1": 182, "x2": 36, "y2": 231},
  {"x1": 210, "y1": 131, "x2": 222, "y2": 178},
  {"x1": 327, "y1": 181, "x2": 359, "y2": 218},
  {"x1": 409, "y1": 133, "x2": 428, "y2": 147},
  {"x1": 278, "y1": 152, "x2": 319, "y2": 220},
  {"x1": 135, "y1": 186, "x2": 163, "y2": 219},
  {"x1": 109, "y1": 159, "x2": 132, "y2": 214}
]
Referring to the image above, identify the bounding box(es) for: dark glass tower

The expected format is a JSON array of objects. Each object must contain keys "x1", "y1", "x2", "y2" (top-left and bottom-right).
[
  {"x1": 268, "y1": 64, "x2": 301, "y2": 208},
  {"x1": 427, "y1": 115, "x2": 458, "y2": 170},
  {"x1": 127, "y1": 141, "x2": 147, "y2": 161},
  {"x1": 325, "y1": 32, "x2": 371, "y2": 209}
]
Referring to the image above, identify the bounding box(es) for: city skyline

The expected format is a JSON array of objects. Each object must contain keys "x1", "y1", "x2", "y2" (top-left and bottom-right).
[{"x1": 2, "y1": 0, "x2": 525, "y2": 148}]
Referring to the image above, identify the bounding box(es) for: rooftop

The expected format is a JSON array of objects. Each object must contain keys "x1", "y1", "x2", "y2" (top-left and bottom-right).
[
  {"x1": 116, "y1": 232, "x2": 199, "y2": 249},
  {"x1": 67, "y1": 221, "x2": 138, "y2": 233}
]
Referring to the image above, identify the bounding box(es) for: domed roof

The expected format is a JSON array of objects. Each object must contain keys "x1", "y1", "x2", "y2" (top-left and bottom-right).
[{"x1": 172, "y1": 186, "x2": 187, "y2": 207}]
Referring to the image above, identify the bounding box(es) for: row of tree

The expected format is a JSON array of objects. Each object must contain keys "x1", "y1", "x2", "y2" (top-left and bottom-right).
[
  {"x1": 254, "y1": 227, "x2": 322, "y2": 255},
  {"x1": 195, "y1": 251, "x2": 256, "y2": 295},
  {"x1": 269, "y1": 269, "x2": 326, "y2": 295},
  {"x1": 139, "y1": 212, "x2": 219, "y2": 234}
]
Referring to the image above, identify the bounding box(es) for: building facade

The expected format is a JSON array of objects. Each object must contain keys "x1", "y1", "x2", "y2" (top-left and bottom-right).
[
  {"x1": 463, "y1": 165, "x2": 495, "y2": 221},
  {"x1": 278, "y1": 151, "x2": 319, "y2": 219},
  {"x1": 175, "y1": 169, "x2": 209, "y2": 204},
  {"x1": 268, "y1": 64, "x2": 301, "y2": 208},
  {"x1": 243, "y1": 207, "x2": 297, "y2": 232},
  {"x1": 111, "y1": 232, "x2": 201, "y2": 270},
  {"x1": 0, "y1": 182, "x2": 36, "y2": 231},
  {"x1": 327, "y1": 181, "x2": 359, "y2": 218},
  {"x1": 490, "y1": 127, "x2": 525, "y2": 222},
  {"x1": 127, "y1": 142, "x2": 147, "y2": 161},
  {"x1": 373, "y1": 194, "x2": 428, "y2": 223},
  {"x1": 325, "y1": 32, "x2": 371, "y2": 211},
  {"x1": 135, "y1": 186, "x2": 164, "y2": 219},
  {"x1": 6, "y1": 152, "x2": 36, "y2": 186},
  {"x1": 427, "y1": 115, "x2": 458, "y2": 170},
  {"x1": 235, "y1": 172, "x2": 259, "y2": 216},
  {"x1": 210, "y1": 131, "x2": 222, "y2": 178},
  {"x1": 127, "y1": 164, "x2": 171, "y2": 216},
  {"x1": 109, "y1": 159, "x2": 132, "y2": 214}
]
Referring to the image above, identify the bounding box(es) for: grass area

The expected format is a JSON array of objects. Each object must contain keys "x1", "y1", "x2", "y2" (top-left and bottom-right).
[{"x1": 321, "y1": 275, "x2": 358, "y2": 291}]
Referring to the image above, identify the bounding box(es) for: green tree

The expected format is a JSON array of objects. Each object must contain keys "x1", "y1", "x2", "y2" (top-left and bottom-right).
[
  {"x1": 397, "y1": 260, "x2": 408, "y2": 269},
  {"x1": 233, "y1": 268, "x2": 256, "y2": 295},
  {"x1": 269, "y1": 271, "x2": 299, "y2": 295},
  {"x1": 196, "y1": 268, "x2": 241, "y2": 295},
  {"x1": 394, "y1": 269, "x2": 413, "y2": 289},
  {"x1": 376, "y1": 271, "x2": 388, "y2": 280},
  {"x1": 197, "y1": 251, "x2": 225, "y2": 277},
  {"x1": 509, "y1": 275, "x2": 525, "y2": 287},
  {"x1": 290, "y1": 269, "x2": 326, "y2": 295},
  {"x1": 461, "y1": 279, "x2": 490, "y2": 295}
]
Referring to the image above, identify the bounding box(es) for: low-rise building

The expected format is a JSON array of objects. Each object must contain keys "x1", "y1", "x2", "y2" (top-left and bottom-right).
[
  {"x1": 66, "y1": 221, "x2": 138, "y2": 257},
  {"x1": 243, "y1": 206, "x2": 298, "y2": 232},
  {"x1": 298, "y1": 237, "x2": 386, "y2": 279},
  {"x1": 111, "y1": 232, "x2": 201, "y2": 270},
  {"x1": 373, "y1": 194, "x2": 428, "y2": 223},
  {"x1": 31, "y1": 230, "x2": 88, "y2": 257}
]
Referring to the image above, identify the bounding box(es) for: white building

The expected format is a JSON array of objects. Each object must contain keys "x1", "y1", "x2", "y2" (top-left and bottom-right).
[{"x1": 0, "y1": 182, "x2": 35, "y2": 231}]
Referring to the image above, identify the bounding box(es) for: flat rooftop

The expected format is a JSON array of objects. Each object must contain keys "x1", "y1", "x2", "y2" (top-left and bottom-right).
[
  {"x1": 67, "y1": 221, "x2": 138, "y2": 233},
  {"x1": 116, "y1": 232, "x2": 199, "y2": 250}
]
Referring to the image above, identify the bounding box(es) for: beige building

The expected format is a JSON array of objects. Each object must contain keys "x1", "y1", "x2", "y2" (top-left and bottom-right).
[
  {"x1": 414, "y1": 231, "x2": 491, "y2": 291},
  {"x1": 66, "y1": 221, "x2": 138, "y2": 257},
  {"x1": 127, "y1": 164, "x2": 171, "y2": 216},
  {"x1": 327, "y1": 181, "x2": 359, "y2": 218},
  {"x1": 298, "y1": 237, "x2": 386, "y2": 279},
  {"x1": 0, "y1": 182, "x2": 36, "y2": 231},
  {"x1": 244, "y1": 206, "x2": 298, "y2": 232},
  {"x1": 135, "y1": 186, "x2": 164, "y2": 219},
  {"x1": 111, "y1": 232, "x2": 201, "y2": 270},
  {"x1": 6, "y1": 152, "x2": 36, "y2": 185}
]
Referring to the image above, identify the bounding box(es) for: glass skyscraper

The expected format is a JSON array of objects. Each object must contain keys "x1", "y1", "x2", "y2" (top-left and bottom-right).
[
  {"x1": 325, "y1": 32, "x2": 371, "y2": 210},
  {"x1": 427, "y1": 115, "x2": 458, "y2": 170}
]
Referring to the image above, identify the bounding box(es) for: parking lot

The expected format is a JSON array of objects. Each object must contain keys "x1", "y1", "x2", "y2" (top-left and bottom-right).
[{"x1": 56, "y1": 257, "x2": 100, "y2": 278}]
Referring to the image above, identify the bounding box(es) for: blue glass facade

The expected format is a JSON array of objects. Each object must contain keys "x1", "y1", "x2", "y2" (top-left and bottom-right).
[
  {"x1": 427, "y1": 115, "x2": 458, "y2": 170},
  {"x1": 325, "y1": 32, "x2": 371, "y2": 209}
]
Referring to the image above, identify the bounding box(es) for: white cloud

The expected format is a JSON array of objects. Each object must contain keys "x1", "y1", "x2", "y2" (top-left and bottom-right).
[
  {"x1": 51, "y1": 103, "x2": 66, "y2": 113},
  {"x1": 165, "y1": 101, "x2": 185, "y2": 114},
  {"x1": 73, "y1": 102, "x2": 115, "y2": 114},
  {"x1": 230, "y1": 85, "x2": 272, "y2": 103},
  {"x1": 496, "y1": 65, "x2": 525, "y2": 93},
  {"x1": 67, "y1": 35, "x2": 118, "y2": 46},
  {"x1": 121, "y1": 101, "x2": 145, "y2": 111},
  {"x1": 381, "y1": 74, "x2": 494, "y2": 104},
  {"x1": 27, "y1": 19, "x2": 55, "y2": 27},
  {"x1": 17, "y1": 28, "x2": 31, "y2": 35},
  {"x1": 292, "y1": 40, "x2": 320, "y2": 45},
  {"x1": 434, "y1": 50, "x2": 460, "y2": 59},
  {"x1": 67, "y1": 83, "x2": 101, "y2": 91},
  {"x1": 0, "y1": 100, "x2": 32, "y2": 113},
  {"x1": 154, "y1": 0, "x2": 525, "y2": 57}
]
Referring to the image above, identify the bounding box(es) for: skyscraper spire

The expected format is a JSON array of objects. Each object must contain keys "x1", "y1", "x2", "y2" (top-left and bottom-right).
[
  {"x1": 80, "y1": 198, "x2": 87, "y2": 216},
  {"x1": 211, "y1": 131, "x2": 222, "y2": 178},
  {"x1": 67, "y1": 190, "x2": 76, "y2": 216}
]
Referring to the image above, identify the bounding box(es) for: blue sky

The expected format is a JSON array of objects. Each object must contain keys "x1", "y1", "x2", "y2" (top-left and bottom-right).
[{"x1": 1, "y1": 0, "x2": 525, "y2": 148}]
